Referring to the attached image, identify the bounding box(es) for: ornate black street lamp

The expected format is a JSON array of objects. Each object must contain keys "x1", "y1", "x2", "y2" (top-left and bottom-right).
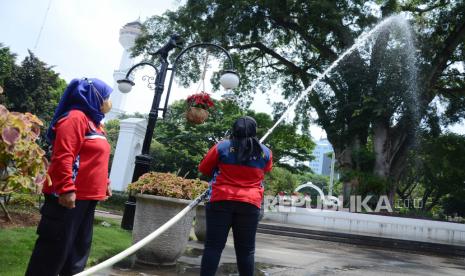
[{"x1": 117, "y1": 34, "x2": 240, "y2": 230}]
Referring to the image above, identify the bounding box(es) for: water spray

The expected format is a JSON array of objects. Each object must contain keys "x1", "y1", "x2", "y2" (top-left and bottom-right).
[{"x1": 260, "y1": 14, "x2": 407, "y2": 143}]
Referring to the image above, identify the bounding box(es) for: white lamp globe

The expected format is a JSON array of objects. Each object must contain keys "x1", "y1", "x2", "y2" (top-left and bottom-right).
[
  {"x1": 117, "y1": 79, "x2": 135, "y2": 94},
  {"x1": 219, "y1": 70, "x2": 239, "y2": 90}
]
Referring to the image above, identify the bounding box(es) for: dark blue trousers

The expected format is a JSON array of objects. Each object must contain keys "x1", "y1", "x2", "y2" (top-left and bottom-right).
[
  {"x1": 200, "y1": 200, "x2": 260, "y2": 276},
  {"x1": 26, "y1": 195, "x2": 97, "y2": 276}
]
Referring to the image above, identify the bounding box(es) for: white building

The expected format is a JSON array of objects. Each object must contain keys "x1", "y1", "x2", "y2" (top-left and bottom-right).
[
  {"x1": 106, "y1": 20, "x2": 142, "y2": 120},
  {"x1": 108, "y1": 20, "x2": 147, "y2": 191},
  {"x1": 309, "y1": 138, "x2": 334, "y2": 175}
]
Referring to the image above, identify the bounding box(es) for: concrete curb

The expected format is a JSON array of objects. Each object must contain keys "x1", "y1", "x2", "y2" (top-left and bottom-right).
[{"x1": 257, "y1": 222, "x2": 465, "y2": 257}]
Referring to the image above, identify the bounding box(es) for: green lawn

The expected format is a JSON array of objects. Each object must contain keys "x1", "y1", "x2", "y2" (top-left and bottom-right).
[{"x1": 0, "y1": 217, "x2": 131, "y2": 276}]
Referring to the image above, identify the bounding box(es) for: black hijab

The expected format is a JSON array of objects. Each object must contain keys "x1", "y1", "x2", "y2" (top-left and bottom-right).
[{"x1": 231, "y1": 116, "x2": 263, "y2": 163}]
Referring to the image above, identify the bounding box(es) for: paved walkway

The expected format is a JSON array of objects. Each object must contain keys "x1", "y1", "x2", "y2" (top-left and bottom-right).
[
  {"x1": 95, "y1": 209, "x2": 123, "y2": 220},
  {"x1": 98, "y1": 232, "x2": 465, "y2": 275}
]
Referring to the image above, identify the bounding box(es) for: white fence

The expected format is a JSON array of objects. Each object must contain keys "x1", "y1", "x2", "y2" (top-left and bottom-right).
[{"x1": 264, "y1": 208, "x2": 465, "y2": 246}]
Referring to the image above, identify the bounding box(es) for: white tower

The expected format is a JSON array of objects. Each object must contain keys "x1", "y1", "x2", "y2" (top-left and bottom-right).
[{"x1": 107, "y1": 20, "x2": 142, "y2": 120}]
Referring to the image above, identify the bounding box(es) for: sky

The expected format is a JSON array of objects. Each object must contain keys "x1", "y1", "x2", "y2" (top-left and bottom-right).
[
  {"x1": 0, "y1": 0, "x2": 463, "y2": 138},
  {"x1": 0, "y1": 0, "x2": 326, "y2": 139}
]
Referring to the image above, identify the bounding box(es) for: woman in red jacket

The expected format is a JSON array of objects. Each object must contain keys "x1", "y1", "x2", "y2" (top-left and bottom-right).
[
  {"x1": 26, "y1": 78, "x2": 113, "y2": 276},
  {"x1": 199, "y1": 116, "x2": 273, "y2": 276}
]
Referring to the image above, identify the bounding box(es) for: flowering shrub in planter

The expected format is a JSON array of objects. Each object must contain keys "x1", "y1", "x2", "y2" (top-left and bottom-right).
[
  {"x1": 127, "y1": 172, "x2": 208, "y2": 200},
  {"x1": 127, "y1": 172, "x2": 208, "y2": 265}
]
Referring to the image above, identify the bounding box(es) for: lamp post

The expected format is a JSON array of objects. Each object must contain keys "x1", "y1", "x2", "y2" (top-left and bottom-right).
[
  {"x1": 117, "y1": 34, "x2": 240, "y2": 230},
  {"x1": 328, "y1": 151, "x2": 336, "y2": 197}
]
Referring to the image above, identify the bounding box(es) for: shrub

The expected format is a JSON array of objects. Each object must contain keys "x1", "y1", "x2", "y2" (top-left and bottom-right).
[
  {"x1": 9, "y1": 193, "x2": 37, "y2": 207},
  {"x1": 128, "y1": 172, "x2": 208, "y2": 200},
  {"x1": 97, "y1": 190, "x2": 127, "y2": 213},
  {"x1": 0, "y1": 105, "x2": 48, "y2": 221},
  {"x1": 442, "y1": 193, "x2": 465, "y2": 217}
]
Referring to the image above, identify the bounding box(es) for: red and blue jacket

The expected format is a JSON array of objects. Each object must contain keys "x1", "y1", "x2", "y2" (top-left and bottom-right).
[
  {"x1": 42, "y1": 110, "x2": 111, "y2": 200},
  {"x1": 198, "y1": 140, "x2": 273, "y2": 208}
]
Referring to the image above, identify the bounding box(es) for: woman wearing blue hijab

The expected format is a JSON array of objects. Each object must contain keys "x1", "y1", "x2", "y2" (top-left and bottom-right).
[
  {"x1": 26, "y1": 78, "x2": 113, "y2": 276},
  {"x1": 46, "y1": 77, "x2": 113, "y2": 143}
]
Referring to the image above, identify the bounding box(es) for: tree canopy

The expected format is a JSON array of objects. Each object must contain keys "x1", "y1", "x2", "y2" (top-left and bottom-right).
[
  {"x1": 150, "y1": 100, "x2": 314, "y2": 176},
  {"x1": 134, "y1": 0, "x2": 465, "y2": 202},
  {"x1": 0, "y1": 48, "x2": 66, "y2": 147},
  {"x1": 3, "y1": 50, "x2": 66, "y2": 124},
  {"x1": 0, "y1": 44, "x2": 16, "y2": 88},
  {"x1": 106, "y1": 100, "x2": 315, "y2": 173},
  {"x1": 397, "y1": 132, "x2": 465, "y2": 212}
]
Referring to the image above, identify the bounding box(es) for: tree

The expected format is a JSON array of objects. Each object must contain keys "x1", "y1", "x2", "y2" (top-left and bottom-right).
[
  {"x1": 0, "y1": 44, "x2": 16, "y2": 87},
  {"x1": 149, "y1": 100, "x2": 314, "y2": 177},
  {"x1": 134, "y1": 0, "x2": 465, "y2": 202},
  {"x1": 2, "y1": 50, "x2": 67, "y2": 149},
  {"x1": 264, "y1": 167, "x2": 298, "y2": 194},
  {"x1": 398, "y1": 133, "x2": 465, "y2": 212},
  {"x1": 3, "y1": 51, "x2": 66, "y2": 125},
  {"x1": 0, "y1": 44, "x2": 16, "y2": 104}
]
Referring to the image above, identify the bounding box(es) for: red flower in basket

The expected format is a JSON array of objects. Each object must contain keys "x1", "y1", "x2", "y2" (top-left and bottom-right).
[
  {"x1": 185, "y1": 92, "x2": 215, "y2": 124},
  {"x1": 187, "y1": 92, "x2": 215, "y2": 110}
]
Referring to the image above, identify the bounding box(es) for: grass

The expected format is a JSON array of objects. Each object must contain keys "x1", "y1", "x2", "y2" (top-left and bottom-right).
[
  {"x1": 0, "y1": 227, "x2": 37, "y2": 276},
  {"x1": 0, "y1": 217, "x2": 131, "y2": 276},
  {"x1": 95, "y1": 191, "x2": 127, "y2": 215},
  {"x1": 88, "y1": 217, "x2": 132, "y2": 265}
]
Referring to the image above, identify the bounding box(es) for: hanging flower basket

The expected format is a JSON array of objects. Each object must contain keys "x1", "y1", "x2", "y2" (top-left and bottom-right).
[
  {"x1": 185, "y1": 92, "x2": 214, "y2": 124},
  {"x1": 186, "y1": 106, "x2": 209, "y2": 124}
]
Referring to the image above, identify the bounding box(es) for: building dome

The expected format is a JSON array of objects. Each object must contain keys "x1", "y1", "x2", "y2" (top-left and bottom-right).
[
  {"x1": 119, "y1": 19, "x2": 142, "y2": 49},
  {"x1": 124, "y1": 20, "x2": 143, "y2": 28}
]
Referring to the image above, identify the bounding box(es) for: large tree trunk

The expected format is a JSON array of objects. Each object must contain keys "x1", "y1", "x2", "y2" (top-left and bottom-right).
[
  {"x1": 373, "y1": 117, "x2": 414, "y2": 205},
  {"x1": 373, "y1": 121, "x2": 390, "y2": 178},
  {"x1": 373, "y1": 116, "x2": 417, "y2": 205},
  {"x1": 337, "y1": 146, "x2": 353, "y2": 202},
  {"x1": 373, "y1": 120, "x2": 397, "y2": 205},
  {"x1": 329, "y1": 133, "x2": 364, "y2": 207}
]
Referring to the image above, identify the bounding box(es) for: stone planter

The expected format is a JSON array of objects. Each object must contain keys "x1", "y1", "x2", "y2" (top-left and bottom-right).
[
  {"x1": 194, "y1": 203, "x2": 206, "y2": 242},
  {"x1": 132, "y1": 194, "x2": 195, "y2": 265}
]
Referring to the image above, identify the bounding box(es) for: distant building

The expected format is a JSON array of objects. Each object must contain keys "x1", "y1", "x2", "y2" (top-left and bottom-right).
[
  {"x1": 309, "y1": 138, "x2": 334, "y2": 176},
  {"x1": 321, "y1": 153, "x2": 333, "y2": 176}
]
